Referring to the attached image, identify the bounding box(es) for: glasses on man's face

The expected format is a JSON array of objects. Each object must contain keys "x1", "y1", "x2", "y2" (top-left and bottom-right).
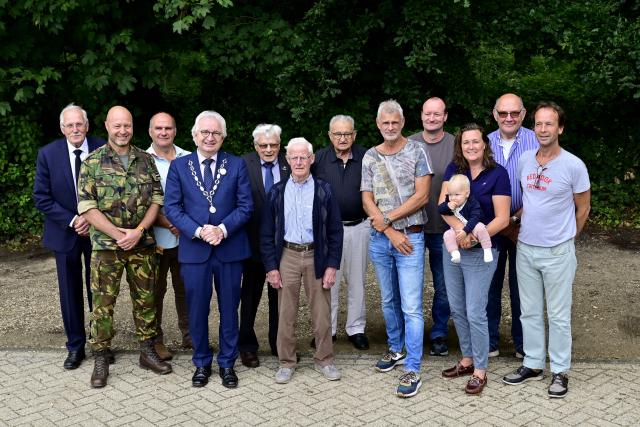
[
  {"x1": 257, "y1": 143, "x2": 280, "y2": 150},
  {"x1": 287, "y1": 155, "x2": 312, "y2": 163},
  {"x1": 330, "y1": 132, "x2": 355, "y2": 140},
  {"x1": 200, "y1": 130, "x2": 223, "y2": 139},
  {"x1": 496, "y1": 110, "x2": 522, "y2": 119},
  {"x1": 63, "y1": 123, "x2": 87, "y2": 130},
  {"x1": 534, "y1": 165, "x2": 548, "y2": 188}
]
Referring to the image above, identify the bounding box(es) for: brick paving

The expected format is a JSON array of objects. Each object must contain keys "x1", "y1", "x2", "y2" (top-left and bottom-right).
[{"x1": 1, "y1": 350, "x2": 638, "y2": 426}]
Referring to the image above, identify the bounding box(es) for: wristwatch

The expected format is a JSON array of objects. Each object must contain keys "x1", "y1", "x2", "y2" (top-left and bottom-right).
[
  {"x1": 383, "y1": 215, "x2": 392, "y2": 226},
  {"x1": 511, "y1": 216, "x2": 521, "y2": 225},
  {"x1": 136, "y1": 226, "x2": 146, "y2": 235}
]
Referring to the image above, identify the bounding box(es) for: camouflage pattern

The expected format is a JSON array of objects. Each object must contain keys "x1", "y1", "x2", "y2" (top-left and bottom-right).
[
  {"x1": 89, "y1": 247, "x2": 158, "y2": 351},
  {"x1": 77, "y1": 143, "x2": 164, "y2": 251}
]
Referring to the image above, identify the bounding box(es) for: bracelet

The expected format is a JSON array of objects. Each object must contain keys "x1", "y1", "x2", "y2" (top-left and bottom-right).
[{"x1": 136, "y1": 226, "x2": 146, "y2": 234}]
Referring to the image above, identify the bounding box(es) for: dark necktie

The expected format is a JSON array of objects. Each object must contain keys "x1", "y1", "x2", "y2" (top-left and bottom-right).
[
  {"x1": 203, "y1": 158, "x2": 214, "y2": 191},
  {"x1": 263, "y1": 162, "x2": 274, "y2": 193},
  {"x1": 73, "y1": 149, "x2": 83, "y2": 184}
]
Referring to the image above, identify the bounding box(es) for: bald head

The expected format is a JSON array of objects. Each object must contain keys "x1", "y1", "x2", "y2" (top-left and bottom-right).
[
  {"x1": 493, "y1": 93, "x2": 525, "y2": 139},
  {"x1": 105, "y1": 106, "x2": 133, "y2": 151}
]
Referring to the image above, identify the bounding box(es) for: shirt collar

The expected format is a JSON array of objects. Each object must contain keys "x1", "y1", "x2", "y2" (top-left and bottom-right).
[
  {"x1": 67, "y1": 138, "x2": 88, "y2": 155},
  {"x1": 197, "y1": 150, "x2": 218, "y2": 165}
]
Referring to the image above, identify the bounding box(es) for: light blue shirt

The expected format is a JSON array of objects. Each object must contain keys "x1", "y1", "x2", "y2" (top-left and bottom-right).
[
  {"x1": 147, "y1": 143, "x2": 190, "y2": 249},
  {"x1": 284, "y1": 175, "x2": 314, "y2": 244},
  {"x1": 488, "y1": 127, "x2": 539, "y2": 214}
]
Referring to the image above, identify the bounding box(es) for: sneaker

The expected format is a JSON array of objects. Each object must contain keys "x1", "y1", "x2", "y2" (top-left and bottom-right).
[
  {"x1": 396, "y1": 371, "x2": 422, "y2": 398},
  {"x1": 314, "y1": 363, "x2": 341, "y2": 381},
  {"x1": 275, "y1": 367, "x2": 295, "y2": 384},
  {"x1": 488, "y1": 348, "x2": 500, "y2": 357},
  {"x1": 548, "y1": 372, "x2": 569, "y2": 398},
  {"x1": 502, "y1": 366, "x2": 544, "y2": 385},
  {"x1": 375, "y1": 349, "x2": 406, "y2": 372},
  {"x1": 429, "y1": 337, "x2": 449, "y2": 356},
  {"x1": 515, "y1": 350, "x2": 525, "y2": 359}
]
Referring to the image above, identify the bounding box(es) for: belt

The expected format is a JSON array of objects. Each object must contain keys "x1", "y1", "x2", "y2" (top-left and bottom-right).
[
  {"x1": 284, "y1": 241, "x2": 315, "y2": 252},
  {"x1": 402, "y1": 225, "x2": 423, "y2": 234},
  {"x1": 342, "y1": 218, "x2": 365, "y2": 227}
]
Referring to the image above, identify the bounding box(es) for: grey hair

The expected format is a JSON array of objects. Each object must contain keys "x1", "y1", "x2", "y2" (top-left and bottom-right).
[
  {"x1": 191, "y1": 111, "x2": 227, "y2": 140},
  {"x1": 376, "y1": 99, "x2": 404, "y2": 120},
  {"x1": 59, "y1": 103, "x2": 89, "y2": 126},
  {"x1": 285, "y1": 137, "x2": 314, "y2": 155},
  {"x1": 252, "y1": 124, "x2": 282, "y2": 144},
  {"x1": 149, "y1": 112, "x2": 176, "y2": 130},
  {"x1": 329, "y1": 115, "x2": 355, "y2": 130},
  {"x1": 493, "y1": 93, "x2": 524, "y2": 111}
]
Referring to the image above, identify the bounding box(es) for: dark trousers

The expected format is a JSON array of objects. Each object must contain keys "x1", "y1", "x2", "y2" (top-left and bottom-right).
[
  {"x1": 238, "y1": 258, "x2": 278, "y2": 354},
  {"x1": 155, "y1": 247, "x2": 190, "y2": 343},
  {"x1": 487, "y1": 236, "x2": 523, "y2": 353},
  {"x1": 181, "y1": 258, "x2": 242, "y2": 368},
  {"x1": 54, "y1": 236, "x2": 92, "y2": 352}
]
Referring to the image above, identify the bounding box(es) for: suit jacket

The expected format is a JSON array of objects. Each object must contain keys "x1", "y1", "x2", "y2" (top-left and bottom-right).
[
  {"x1": 242, "y1": 152, "x2": 290, "y2": 262},
  {"x1": 33, "y1": 136, "x2": 106, "y2": 252},
  {"x1": 165, "y1": 150, "x2": 253, "y2": 264},
  {"x1": 260, "y1": 177, "x2": 343, "y2": 279}
]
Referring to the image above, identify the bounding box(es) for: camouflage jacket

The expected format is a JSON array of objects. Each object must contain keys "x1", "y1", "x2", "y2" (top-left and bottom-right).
[{"x1": 77, "y1": 143, "x2": 164, "y2": 251}]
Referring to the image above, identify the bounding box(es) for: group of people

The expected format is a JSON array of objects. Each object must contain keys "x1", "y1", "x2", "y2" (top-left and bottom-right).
[{"x1": 33, "y1": 93, "x2": 590, "y2": 400}]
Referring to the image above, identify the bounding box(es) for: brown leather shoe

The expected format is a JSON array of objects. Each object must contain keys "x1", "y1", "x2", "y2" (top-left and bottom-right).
[
  {"x1": 240, "y1": 351, "x2": 260, "y2": 368},
  {"x1": 154, "y1": 342, "x2": 173, "y2": 361},
  {"x1": 140, "y1": 340, "x2": 172, "y2": 375},
  {"x1": 465, "y1": 374, "x2": 487, "y2": 395},
  {"x1": 442, "y1": 362, "x2": 475, "y2": 378},
  {"x1": 90, "y1": 351, "x2": 109, "y2": 388}
]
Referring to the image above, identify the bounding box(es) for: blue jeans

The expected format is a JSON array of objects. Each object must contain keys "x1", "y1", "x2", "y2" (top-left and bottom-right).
[
  {"x1": 369, "y1": 230, "x2": 425, "y2": 373},
  {"x1": 443, "y1": 246, "x2": 497, "y2": 370},
  {"x1": 424, "y1": 233, "x2": 450, "y2": 339},
  {"x1": 487, "y1": 236, "x2": 523, "y2": 352},
  {"x1": 517, "y1": 240, "x2": 576, "y2": 374}
]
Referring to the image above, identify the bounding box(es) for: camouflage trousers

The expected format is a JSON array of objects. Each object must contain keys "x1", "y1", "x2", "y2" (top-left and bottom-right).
[{"x1": 89, "y1": 247, "x2": 157, "y2": 351}]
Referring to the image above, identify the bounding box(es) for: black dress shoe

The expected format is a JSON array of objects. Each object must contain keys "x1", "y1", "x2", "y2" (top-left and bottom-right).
[
  {"x1": 240, "y1": 351, "x2": 260, "y2": 368},
  {"x1": 192, "y1": 365, "x2": 212, "y2": 387},
  {"x1": 347, "y1": 333, "x2": 370, "y2": 350},
  {"x1": 310, "y1": 335, "x2": 337, "y2": 349},
  {"x1": 219, "y1": 367, "x2": 238, "y2": 388},
  {"x1": 64, "y1": 349, "x2": 86, "y2": 370}
]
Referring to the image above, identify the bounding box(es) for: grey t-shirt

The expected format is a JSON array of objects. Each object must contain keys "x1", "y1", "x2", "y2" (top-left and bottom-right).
[
  {"x1": 361, "y1": 139, "x2": 433, "y2": 230},
  {"x1": 518, "y1": 149, "x2": 590, "y2": 247},
  {"x1": 408, "y1": 131, "x2": 454, "y2": 233}
]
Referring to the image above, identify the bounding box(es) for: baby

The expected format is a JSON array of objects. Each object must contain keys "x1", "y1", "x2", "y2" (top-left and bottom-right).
[{"x1": 438, "y1": 174, "x2": 493, "y2": 264}]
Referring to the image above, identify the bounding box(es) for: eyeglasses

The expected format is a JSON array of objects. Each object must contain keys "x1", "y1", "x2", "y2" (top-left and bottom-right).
[
  {"x1": 63, "y1": 123, "x2": 87, "y2": 130},
  {"x1": 534, "y1": 165, "x2": 548, "y2": 189},
  {"x1": 257, "y1": 143, "x2": 280, "y2": 150},
  {"x1": 496, "y1": 110, "x2": 522, "y2": 119},
  {"x1": 287, "y1": 155, "x2": 312, "y2": 163},
  {"x1": 330, "y1": 132, "x2": 355, "y2": 139},
  {"x1": 199, "y1": 130, "x2": 224, "y2": 138}
]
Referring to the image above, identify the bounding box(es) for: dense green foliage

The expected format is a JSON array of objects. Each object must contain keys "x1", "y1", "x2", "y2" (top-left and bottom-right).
[{"x1": 1, "y1": 0, "x2": 638, "y2": 243}]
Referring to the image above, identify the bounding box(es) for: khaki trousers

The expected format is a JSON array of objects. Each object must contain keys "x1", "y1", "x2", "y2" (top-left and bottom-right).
[{"x1": 277, "y1": 247, "x2": 333, "y2": 368}]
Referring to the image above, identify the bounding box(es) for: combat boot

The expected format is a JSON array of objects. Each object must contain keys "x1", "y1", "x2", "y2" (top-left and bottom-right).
[
  {"x1": 140, "y1": 340, "x2": 172, "y2": 375},
  {"x1": 90, "y1": 351, "x2": 109, "y2": 388}
]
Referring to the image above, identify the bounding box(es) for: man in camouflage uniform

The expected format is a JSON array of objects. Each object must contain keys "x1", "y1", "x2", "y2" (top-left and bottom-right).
[{"x1": 78, "y1": 106, "x2": 172, "y2": 388}]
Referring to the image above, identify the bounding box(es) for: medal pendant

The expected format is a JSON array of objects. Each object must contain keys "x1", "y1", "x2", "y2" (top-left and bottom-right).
[
  {"x1": 219, "y1": 168, "x2": 227, "y2": 175},
  {"x1": 209, "y1": 206, "x2": 216, "y2": 213}
]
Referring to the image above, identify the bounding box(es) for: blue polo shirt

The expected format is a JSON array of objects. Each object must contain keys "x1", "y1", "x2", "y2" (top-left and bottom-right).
[{"x1": 443, "y1": 162, "x2": 511, "y2": 244}]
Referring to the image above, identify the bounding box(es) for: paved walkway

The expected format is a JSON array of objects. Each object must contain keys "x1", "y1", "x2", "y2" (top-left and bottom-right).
[{"x1": 1, "y1": 350, "x2": 639, "y2": 426}]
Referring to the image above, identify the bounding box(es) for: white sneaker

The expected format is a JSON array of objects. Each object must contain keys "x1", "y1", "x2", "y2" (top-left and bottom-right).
[
  {"x1": 275, "y1": 367, "x2": 294, "y2": 384},
  {"x1": 314, "y1": 363, "x2": 341, "y2": 381},
  {"x1": 488, "y1": 348, "x2": 500, "y2": 357},
  {"x1": 483, "y1": 248, "x2": 494, "y2": 263},
  {"x1": 451, "y1": 250, "x2": 461, "y2": 264}
]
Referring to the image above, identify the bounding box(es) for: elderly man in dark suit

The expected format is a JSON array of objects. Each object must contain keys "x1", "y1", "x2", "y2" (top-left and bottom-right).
[
  {"x1": 165, "y1": 110, "x2": 253, "y2": 388},
  {"x1": 239, "y1": 124, "x2": 289, "y2": 367},
  {"x1": 33, "y1": 103, "x2": 105, "y2": 369}
]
